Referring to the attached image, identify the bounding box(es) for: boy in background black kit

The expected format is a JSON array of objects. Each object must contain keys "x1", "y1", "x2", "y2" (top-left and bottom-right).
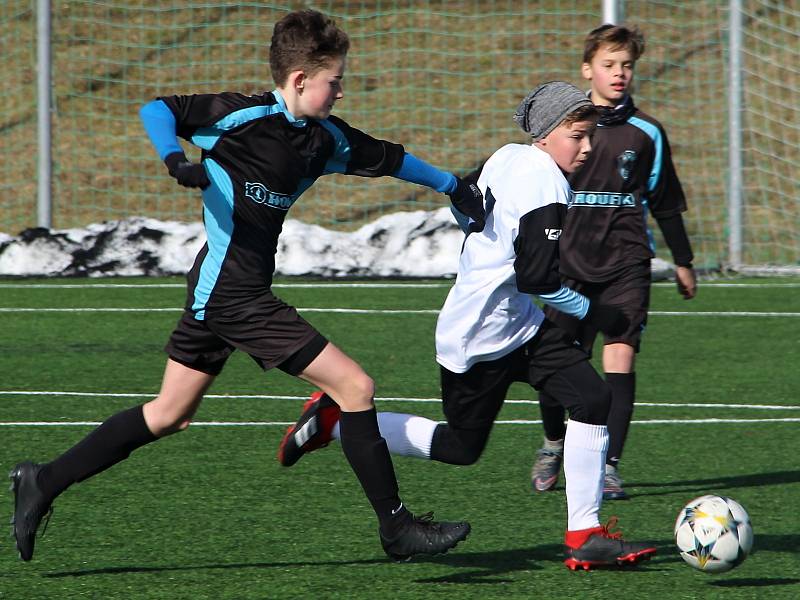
[{"x1": 531, "y1": 24, "x2": 697, "y2": 501}]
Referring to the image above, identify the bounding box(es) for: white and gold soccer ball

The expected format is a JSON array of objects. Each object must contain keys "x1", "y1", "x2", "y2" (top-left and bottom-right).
[{"x1": 674, "y1": 495, "x2": 753, "y2": 573}]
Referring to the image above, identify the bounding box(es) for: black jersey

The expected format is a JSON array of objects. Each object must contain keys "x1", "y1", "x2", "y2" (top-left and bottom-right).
[
  {"x1": 159, "y1": 90, "x2": 405, "y2": 319},
  {"x1": 560, "y1": 97, "x2": 686, "y2": 282}
]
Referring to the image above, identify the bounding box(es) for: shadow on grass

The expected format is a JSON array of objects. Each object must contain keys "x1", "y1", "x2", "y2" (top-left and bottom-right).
[
  {"x1": 750, "y1": 533, "x2": 800, "y2": 554},
  {"x1": 43, "y1": 540, "x2": 678, "y2": 584},
  {"x1": 412, "y1": 541, "x2": 676, "y2": 584},
  {"x1": 627, "y1": 470, "x2": 800, "y2": 498},
  {"x1": 658, "y1": 533, "x2": 800, "y2": 597},
  {"x1": 42, "y1": 558, "x2": 387, "y2": 578},
  {"x1": 709, "y1": 578, "x2": 800, "y2": 588}
]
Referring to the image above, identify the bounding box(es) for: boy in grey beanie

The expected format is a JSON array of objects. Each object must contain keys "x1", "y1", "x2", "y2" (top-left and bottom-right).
[
  {"x1": 513, "y1": 80, "x2": 595, "y2": 142},
  {"x1": 283, "y1": 80, "x2": 658, "y2": 570},
  {"x1": 450, "y1": 80, "x2": 596, "y2": 233}
]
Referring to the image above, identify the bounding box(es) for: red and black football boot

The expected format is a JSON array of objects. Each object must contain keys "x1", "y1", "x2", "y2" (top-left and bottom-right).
[
  {"x1": 277, "y1": 391, "x2": 340, "y2": 467},
  {"x1": 564, "y1": 517, "x2": 656, "y2": 570}
]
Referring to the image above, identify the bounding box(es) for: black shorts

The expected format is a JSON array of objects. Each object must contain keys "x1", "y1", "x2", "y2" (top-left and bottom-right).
[
  {"x1": 439, "y1": 321, "x2": 602, "y2": 430},
  {"x1": 545, "y1": 261, "x2": 651, "y2": 355},
  {"x1": 164, "y1": 292, "x2": 328, "y2": 376}
]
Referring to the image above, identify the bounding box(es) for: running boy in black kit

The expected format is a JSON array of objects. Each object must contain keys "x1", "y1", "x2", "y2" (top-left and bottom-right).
[
  {"x1": 9, "y1": 9, "x2": 482, "y2": 562},
  {"x1": 531, "y1": 24, "x2": 697, "y2": 500}
]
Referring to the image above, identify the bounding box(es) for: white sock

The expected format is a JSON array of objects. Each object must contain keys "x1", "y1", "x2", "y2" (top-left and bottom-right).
[
  {"x1": 332, "y1": 412, "x2": 437, "y2": 459},
  {"x1": 563, "y1": 419, "x2": 609, "y2": 531}
]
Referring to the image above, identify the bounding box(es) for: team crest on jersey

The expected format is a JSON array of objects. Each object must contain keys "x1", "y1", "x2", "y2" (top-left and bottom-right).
[
  {"x1": 544, "y1": 228, "x2": 562, "y2": 240},
  {"x1": 617, "y1": 150, "x2": 637, "y2": 181},
  {"x1": 244, "y1": 182, "x2": 296, "y2": 210}
]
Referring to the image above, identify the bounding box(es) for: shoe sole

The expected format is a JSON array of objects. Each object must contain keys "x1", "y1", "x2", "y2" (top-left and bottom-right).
[
  {"x1": 277, "y1": 426, "x2": 299, "y2": 467},
  {"x1": 564, "y1": 547, "x2": 656, "y2": 571},
  {"x1": 385, "y1": 524, "x2": 471, "y2": 562},
  {"x1": 277, "y1": 397, "x2": 321, "y2": 467},
  {"x1": 8, "y1": 466, "x2": 28, "y2": 561},
  {"x1": 278, "y1": 397, "x2": 317, "y2": 467}
]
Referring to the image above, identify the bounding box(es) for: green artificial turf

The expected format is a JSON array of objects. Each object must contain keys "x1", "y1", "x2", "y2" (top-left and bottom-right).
[{"x1": 1, "y1": 277, "x2": 798, "y2": 599}]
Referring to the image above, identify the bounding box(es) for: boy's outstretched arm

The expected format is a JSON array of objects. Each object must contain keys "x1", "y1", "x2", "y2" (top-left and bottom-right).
[
  {"x1": 140, "y1": 99, "x2": 209, "y2": 190},
  {"x1": 393, "y1": 153, "x2": 485, "y2": 232}
]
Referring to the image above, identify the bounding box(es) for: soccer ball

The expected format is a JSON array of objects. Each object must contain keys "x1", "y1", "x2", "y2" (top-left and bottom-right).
[{"x1": 674, "y1": 495, "x2": 753, "y2": 573}]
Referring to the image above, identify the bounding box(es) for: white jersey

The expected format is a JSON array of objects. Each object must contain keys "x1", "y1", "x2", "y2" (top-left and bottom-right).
[{"x1": 435, "y1": 143, "x2": 573, "y2": 373}]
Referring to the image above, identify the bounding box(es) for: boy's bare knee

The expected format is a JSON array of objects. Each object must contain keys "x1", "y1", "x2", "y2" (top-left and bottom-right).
[
  {"x1": 144, "y1": 398, "x2": 195, "y2": 436},
  {"x1": 354, "y1": 374, "x2": 375, "y2": 402},
  {"x1": 335, "y1": 374, "x2": 375, "y2": 411},
  {"x1": 146, "y1": 414, "x2": 185, "y2": 437}
]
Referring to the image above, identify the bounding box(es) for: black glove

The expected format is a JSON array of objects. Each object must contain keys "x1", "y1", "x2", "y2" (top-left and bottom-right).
[
  {"x1": 585, "y1": 303, "x2": 630, "y2": 336},
  {"x1": 164, "y1": 151, "x2": 210, "y2": 189},
  {"x1": 448, "y1": 176, "x2": 485, "y2": 233}
]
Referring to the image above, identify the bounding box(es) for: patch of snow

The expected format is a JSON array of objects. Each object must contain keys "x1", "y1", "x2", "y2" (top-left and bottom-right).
[{"x1": 0, "y1": 208, "x2": 674, "y2": 280}]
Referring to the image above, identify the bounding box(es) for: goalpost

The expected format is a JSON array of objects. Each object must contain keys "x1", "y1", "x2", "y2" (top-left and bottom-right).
[
  {"x1": 725, "y1": 0, "x2": 800, "y2": 274},
  {"x1": 622, "y1": 0, "x2": 800, "y2": 274}
]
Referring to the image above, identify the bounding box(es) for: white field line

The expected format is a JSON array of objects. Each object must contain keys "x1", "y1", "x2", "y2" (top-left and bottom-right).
[
  {"x1": 1, "y1": 282, "x2": 799, "y2": 289},
  {"x1": 648, "y1": 311, "x2": 800, "y2": 317},
  {"x1": 0, "y1": 307, "x2": 798, "y2": 317},
  {"x1": 0, "y1": 283, "x2": 450, "y2": 289},
  {"x1": 1, "y1": 390, "x2": 798, "y2": 411},
  {"x1": 2, "y1": 418, "x2": 800, "y2": 427},
  {"x1": 0, "y1": 307, "x2": 442, "y2": 314},
  {"x1": 650, "y1": 282, "x2": 800, "y2": 288},
  {"x1": 495, "y1": 418, "x2": 800, "y2": 424},
  {"x1": 1, "y1": 391, "x2": 797, "y2": 426}
]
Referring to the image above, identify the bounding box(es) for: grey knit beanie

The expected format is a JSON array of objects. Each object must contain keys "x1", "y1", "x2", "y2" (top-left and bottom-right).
[{"x1": 513, "y1": 81, "x2": 593, "y2": 141}]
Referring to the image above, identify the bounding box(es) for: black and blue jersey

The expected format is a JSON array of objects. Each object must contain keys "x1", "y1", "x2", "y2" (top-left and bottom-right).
[
  {"x1": 561, "y1": 97, "x2": 687, "y2": 282},
  {"x1": 151, "y1": 90, "x2": 406, "y2": 319}
]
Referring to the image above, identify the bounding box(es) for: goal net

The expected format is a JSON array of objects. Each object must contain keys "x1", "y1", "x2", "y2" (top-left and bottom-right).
[{"x1": 1, "y1": 1, "x2": 797, "y2": 271}]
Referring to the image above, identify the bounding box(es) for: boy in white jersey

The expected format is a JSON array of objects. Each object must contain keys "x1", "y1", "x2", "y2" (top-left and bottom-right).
[{"x1": 279, "y1": 81, "x2": 656, "y2": 570}]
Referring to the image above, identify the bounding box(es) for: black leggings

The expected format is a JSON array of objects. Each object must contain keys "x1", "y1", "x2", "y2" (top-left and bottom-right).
[{"x1": 430, "y1": 351, "x2": 610, "y2": 466}]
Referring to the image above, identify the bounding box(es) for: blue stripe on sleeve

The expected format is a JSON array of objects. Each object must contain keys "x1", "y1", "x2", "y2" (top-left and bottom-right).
[
  {"x1": 537, "y1": 286, "x2": 590, "y2": 319},
  {"x1": 191, "y1": 90, "x2": 301, "y2": 150},
  {"x1": 139, "y1": 100, "x2": 183, "y2": 160},
  {"x1": 191, "y1": 105, "x2": 274, "y2": 150},
  {"x1": 318, "y1": 119, "x2": 352, "y2": 174},
  {"x1": 629, "y1": 116, "x2": 663, "y2": 193},
  {"x1": 394, "y1": 153, "x2": 456, "y2": 193}
]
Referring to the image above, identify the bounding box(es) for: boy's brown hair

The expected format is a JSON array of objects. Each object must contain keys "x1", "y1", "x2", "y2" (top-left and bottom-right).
[
  {"x1": 582, "y1": 24, "x2": 645, "y2": 64},
  {"x1": 269, "y1": 9, "x2": 350, "y2": 86},
  {"x1": 561, "y1": 104, "x2": 600, "y2": 128}
]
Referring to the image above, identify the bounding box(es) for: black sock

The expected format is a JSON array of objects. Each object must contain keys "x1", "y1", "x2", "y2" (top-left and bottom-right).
[
  {"x1": 538, "y1": 391, "x2": 567, "y2": 441},
  {"x1": 38, "y1": 404, "x2": 157, "y2": 499},
  {"x1": 605, "y1": 373, "x2": 636, "y2": 468},
  {"x1": 338, "y1": 408, "x2": 410, "y2": 537}
]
